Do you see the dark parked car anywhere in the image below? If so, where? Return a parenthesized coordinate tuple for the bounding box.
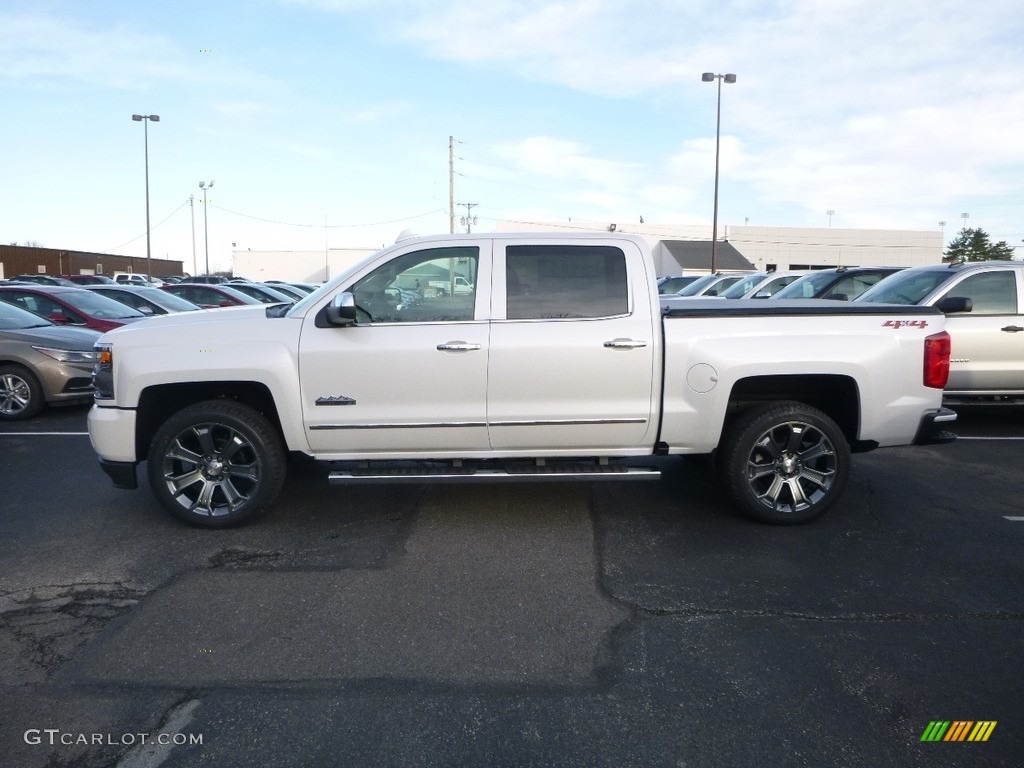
(13, 274, 78, 287)
(62, 274, 116, 285)
(0, 285, 148, 332)
(179, 275, 230, 284)
(160, 283, 262, 308)
(266, 280, 319, 294)
(771, 267, 903, 301)
(0, 300, 99, 420)
(258, 282, 308, 300)
(84, 285, 203, 315)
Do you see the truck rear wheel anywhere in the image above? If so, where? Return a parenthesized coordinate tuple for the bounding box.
(147, 400, 286, 528)
(719, 401, 850, 524)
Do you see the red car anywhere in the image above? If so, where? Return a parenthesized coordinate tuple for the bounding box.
(160, 283, 262, 308)
(0, 285, 147, 332)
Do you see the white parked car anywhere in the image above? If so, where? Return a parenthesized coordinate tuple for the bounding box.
(856, 260, 1024, 399)
(114, 273, 165, 287)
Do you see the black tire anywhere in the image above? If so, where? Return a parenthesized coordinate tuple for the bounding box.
(718, 401, 850, 524)
(0, 364, 45, 420)
(147, 400, 286, 528)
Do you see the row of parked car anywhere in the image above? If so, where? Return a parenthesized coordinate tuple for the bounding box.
(0, 276, 320, 420)
(659, 260, 1024, 400)
(658, 265, 903, 302)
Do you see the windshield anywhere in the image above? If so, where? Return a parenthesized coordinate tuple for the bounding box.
(58, 289, 146, 319)
(286, 248, 385, 318)
(658, 276, 698, 294)
(675, 274, 723, 297)
(856, 269, 954, 304)
(129, 287, 202, 311)
(0, 299, 55, 329)
(720, 273, 769, 299)
(773, 271, 838, 299)
(230, 283, 295, 304)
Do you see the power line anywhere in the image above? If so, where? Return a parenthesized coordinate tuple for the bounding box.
(208, 203, 446, 229)
(103, 198, 190, 253)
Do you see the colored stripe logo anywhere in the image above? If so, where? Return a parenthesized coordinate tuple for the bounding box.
(921, 721, 997, 742)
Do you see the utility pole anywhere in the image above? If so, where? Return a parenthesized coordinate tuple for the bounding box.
(449, 136, 456, 234)
(459, 202, 478, 234)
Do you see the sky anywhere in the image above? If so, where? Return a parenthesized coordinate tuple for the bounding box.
(2, 0, 1023, 274)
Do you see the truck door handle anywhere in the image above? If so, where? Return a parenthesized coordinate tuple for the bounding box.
(436, 342, 482, 352)
(1001, 325, 1024, 333)
(603, 339, 648, 349)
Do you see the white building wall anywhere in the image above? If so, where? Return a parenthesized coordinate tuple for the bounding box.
(725, 226, 943, 271)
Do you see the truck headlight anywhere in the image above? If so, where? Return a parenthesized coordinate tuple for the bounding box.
(92, 343, 115, 400)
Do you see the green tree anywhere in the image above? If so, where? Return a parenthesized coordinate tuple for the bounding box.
(943, 227, 1015, 262)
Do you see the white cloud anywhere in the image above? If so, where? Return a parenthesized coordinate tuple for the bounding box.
(0, 15, 195, 88)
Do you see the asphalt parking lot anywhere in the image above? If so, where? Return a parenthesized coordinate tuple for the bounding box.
(1, 403, 1022, 767)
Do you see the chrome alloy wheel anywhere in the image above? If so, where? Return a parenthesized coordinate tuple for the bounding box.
(744, 420, 838, 514)
(160, 421, 261, 517)
(0, 371, 32, 417)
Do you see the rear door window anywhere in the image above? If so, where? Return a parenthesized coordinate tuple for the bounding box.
(505, 245, 627, 319)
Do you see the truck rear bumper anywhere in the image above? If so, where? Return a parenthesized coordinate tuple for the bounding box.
(913, 407, 958, 445)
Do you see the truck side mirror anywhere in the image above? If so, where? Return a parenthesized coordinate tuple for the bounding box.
(325, 292, 358, 326)
(935, 296, 973, 314)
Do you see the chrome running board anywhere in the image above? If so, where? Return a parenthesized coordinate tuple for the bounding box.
(328, 459, 661, 484)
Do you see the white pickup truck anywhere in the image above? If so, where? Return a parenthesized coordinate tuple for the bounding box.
(87, 233, 957, 528)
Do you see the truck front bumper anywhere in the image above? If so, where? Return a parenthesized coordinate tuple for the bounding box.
(88, 404, 137, 461)
(913, 407, 958, 445)
(88, 404, 140, 490)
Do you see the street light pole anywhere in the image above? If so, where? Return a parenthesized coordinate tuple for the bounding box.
(131, 114, 160, 278)
(701, 73, 736, 273)
(199, 180, 215, 274)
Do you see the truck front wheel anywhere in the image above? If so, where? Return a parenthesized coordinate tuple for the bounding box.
(719, 402, 850, 524)
(147, 400, 286, 528)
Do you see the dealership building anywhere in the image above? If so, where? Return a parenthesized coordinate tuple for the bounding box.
(229, 221, 945, 284)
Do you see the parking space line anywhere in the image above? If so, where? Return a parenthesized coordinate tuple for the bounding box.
(951, 437, 1024, 441)
(0, 431, 89, 436)
(1004, 516, 1024, 522)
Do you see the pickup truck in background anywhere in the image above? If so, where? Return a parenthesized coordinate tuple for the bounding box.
(87, 233, 957, 528)
(856, 260, 1024, 400)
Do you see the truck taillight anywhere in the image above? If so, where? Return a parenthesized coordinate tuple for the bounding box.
(923, 331, 951, 389)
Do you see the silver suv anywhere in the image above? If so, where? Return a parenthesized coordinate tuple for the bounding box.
(857, 260, 1024, 398)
